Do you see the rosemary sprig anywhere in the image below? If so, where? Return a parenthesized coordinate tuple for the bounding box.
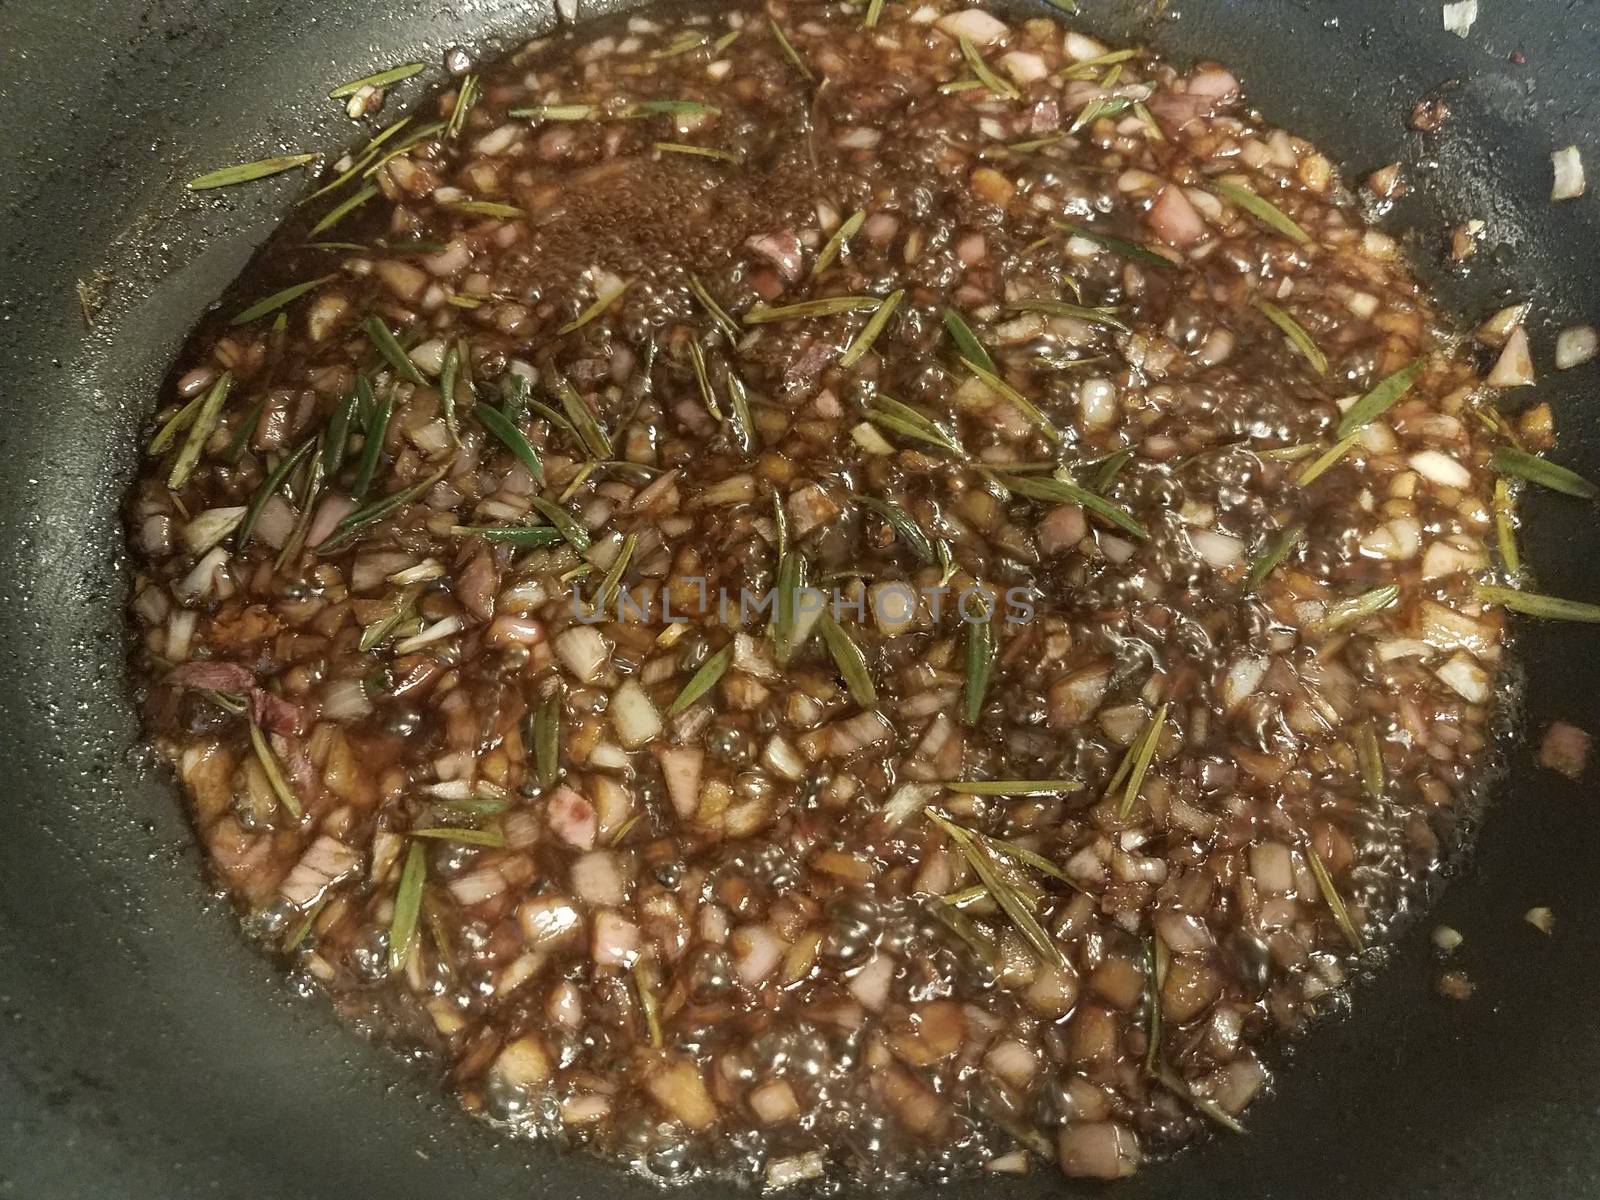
(307, 183, 378, 237)
(943, 779, 1081, 796)
(364, 317, 427, 386)
(352, 390, 392, 502)
(1091, 447, 1135, 491)
(223, 396, 268, 465)
(813, 210, 866, 278)
(1307, 846, 1365, 952)
(744, 295, 884, 323)
(509, 103, 596, 121)
(559, 276, 631, 334)
(770, 551, 813, 666)
(725, 370, 756, 454)
(187, 153, 316, 190)
(959, 35, 1019, 100)
(1068, 94, 1133, 132)
(318, 466, 448, 553)
(1295, 431, 1360, 486)
(1152, 1064, 1246, 1134)
(330, 62, 425, 99)
(961, 358, 1063, 444)
(669, 643, 733, 716)
(654, 141, 740, 163)
(865, 394, 968, 457)
(449, 524, 563, 547)
(445, 73, 481, 140)
(1116, 702, 1168, 820)
(854, 494, 934, 563)
(388, 842, 427, 973)
(1055, 222, 1174, 269)
(167, 372, 233, 490)
(1008, 298, 1130, 332)
(1356, 718, 1385, 801)
(924, 808, 1065, 968)
(1245, 522, 1306, 590)
(688, 273, 741, 342)
(1335, 359, 1425, 438)
(991, 471, 1148, 540)
(587, 532, 637, 618)
(321, 389, 358, 479)
(248, 719, 301, 818)
(237, 438, 315, 549)
(688, 341, 721, 419)
(554, 376, 613, 459)
(1317, 584, 1401, 633)
(633, 958, 665, 1048)
(772, 491, 790, 561)
(532, 690, 562, 788)
(475, 405, 545, 484)
(768, 17, 814, 82)
(359, 583, 423, 651)
(302, 117, 414, 203)
(230, 274, 336, 327)
(864, 0, 885, 28)
(1492, 447, 1599, 499)
(527, 495, 589, 550)
(1144, 935, 1169, 1074)
(1255, 299, 1328, 374)
(627, 98, 722, 117)
(361, 120, 449, 179)
(1210, 179, 1312, 245)
(437, 345, 461, 445)
(1475, 584, 1600, 621)
(1493, 479, 1520, 574)
(942, 307, 997, 374)
(818, 614, 877, 706)
(448, 200, 525, 219)
(839, 289, 903, 369)
(962, 606, 995, 726)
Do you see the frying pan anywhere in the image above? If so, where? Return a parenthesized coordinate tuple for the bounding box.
(2, 1, 1598, 1196)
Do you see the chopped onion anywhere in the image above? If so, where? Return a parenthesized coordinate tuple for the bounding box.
(590, 909, 640, 967)
(1435, 652, 1490, 703)
(1408, 450, 1472, 489)
(1553, 145, 1586, 202)
(572, 850, 627, 907)
(657, 745, 703, 817)
(1556, 325, 1599, 369)
(554, 624, 611, 683)
(1487, 326, 1535, 388)
(182, 506, 246, 555)
(935, 8, 1008, 46)
(1442, 0, 1477, 37)
(608, 679, 663, 749)
(1539, 721, 1591, 778)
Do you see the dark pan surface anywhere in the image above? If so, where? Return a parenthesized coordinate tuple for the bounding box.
(2, 2, 1599, 1196)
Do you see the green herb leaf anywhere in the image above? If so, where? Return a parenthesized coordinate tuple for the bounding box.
(1210, 179, 1313, 245)
(509, 103, 598, 121)
(864, 0, 885, 28)
(527, 494, 589, 550)
(532, 690, 562, 787)
(959, 35, 1019, 100)
(1356, 718, 1385, 802)
(688, 341, 721, 419)
(1307, 846, 1365, 953)
(319, 466, 448, 553)
(330, 62, 425, 99)
(388, 842, 427, 973)
(865, 394, 968, 458)
(230, 274, 336, 327)
(1492, 447, 1599, 499)
(448, 199, 526, 219)
(962, 606, 995, 726)
(248, 718, 301, 818)
(1245, 522, 1306, 590)
(1116, 702, 1168, 820)
(1055, 222, 1174, 269)
(993, 471, 1148, 540)
(725, 370, 756, 454)
(1255, 299, 1328, 374)
(654, 140, 740, 163)
(925, 809, 1065, 968)
(1152, 1064, 1246, 1134)
(961, 357, 1064, 444)
(1145, 935, 1169, 1074)
(588, 531, 638, 618)
(744, 295, 884, 323)
(814, 210, 866, 278)
(350, 387, 393, 503)
(1091, 447, 1135, 492)
(770, 551, 811, 665)
(633, 957, 665, 1048)
(1336, 358, 1426, 438)
(320, 390, 358, 480)
(437, 345, 461, 446)
(238, 438, 315, 549)
(445, 73, 480, 141)
(942, 307, 997, 374)
(942, 779, 1081, 796)
(475, 404, 546, 485)
(1008, 298, 1131, 332)
(1295, 431, 1361, 486)
(687, 273, 740, 341)
(854, 494, 935, 563)
(768, 17, 814, 82)
(1317, 584, 1400, 633)
(307, 183, 378, 238)
(559, 275, 630, 334)
(409, 825, 506, 847)
(449, 524, 564, 547)
(819, 614, 877, 706)
(1069, 94, 1133, 132)
(364, 317, 427, 386)
(187, 153, 316, 190)
(1493, 478, 1521, 574)
(359, 583, 423, 651)
(167, 372, 233, 491)
(1475, 584, 1600, 622)
(669, 643, 733, 716)
(553, 375, 613, 459)
(839, 289, 903, 369)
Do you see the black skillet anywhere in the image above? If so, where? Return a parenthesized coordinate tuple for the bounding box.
(2, 1, 1599, 1196)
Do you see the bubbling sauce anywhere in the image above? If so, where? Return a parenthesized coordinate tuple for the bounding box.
(128, 0, 1509, 1186)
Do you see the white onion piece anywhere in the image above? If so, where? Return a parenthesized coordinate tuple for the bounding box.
(182, 506, 246, 555)
(572, 850, 627, 907)
(394, 615, 462, 654)
(935, 7, 1008, 45)
(1248, 842, 1295, 894)
(882, 782, 941, 827)
(547, 785, 597, 849)
(1487, 326, 1535, 387)
(847, 951, 895, 1011)
(657, 746, 703, 817)
(321, 677, 373, 721)
(1147, 185, 1205, 246)
(1553, 145, 1586, 201)
(731, 924, 786, 986)
(448, 866, 507, 906)
(306, 493, 357, 548)
(174, 546, 230, 602)
(1436, 652, 1491, 703)
(1154, 909, 1215, 953)
(1442, 0, 1477, 37)
(554, 625, 611, 682)
(1222, 655, 1269, 710)
(280, 836, 360, 907)
(609, 679, 662, 749)
(1556, 325, 1599, 369)
(519, 894, 581, 945)
(590, 909, 640, 967)
(1191, 528, 1245, 568)
(1408, 450, 1472, 489)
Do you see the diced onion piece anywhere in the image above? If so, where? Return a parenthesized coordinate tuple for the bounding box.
(572, 850, 627, 907)
(609, 679, 662, 749)
(554, 624, 611, 683)
(1475, 302, 1528, 348)
(590, 908, 640, 967)
(182, 506, 246, 555)
(1442, 0, 1477, 37)
(1539, 721, 1591, 779)
(1435, 652, 1491, 703)
(1555, 325, 1599, 369)
(731, 924, 787, 986)
(643, 1057, 719, 1130)
(935, 7, 1008, 45)
(848, 951, 895, 1011)
(1487, 326, 1535, 388)
(1248, 842, 1295, 894)
(657, 745, 703, 817)
(1553, 145, 1586, 202)
(1408, 450, 1472, 489)
(1058, 1122, 1142, 1180)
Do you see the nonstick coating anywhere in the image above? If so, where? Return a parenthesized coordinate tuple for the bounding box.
(2, 2, 1599, 1197)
